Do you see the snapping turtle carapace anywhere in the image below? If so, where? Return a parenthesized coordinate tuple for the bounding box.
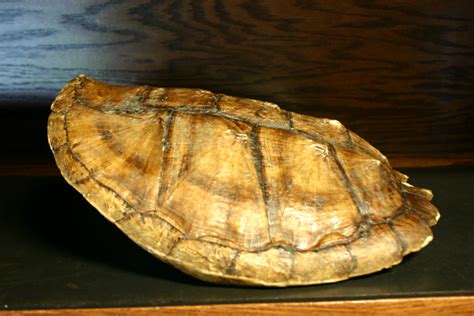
(47, 75, 439, 286)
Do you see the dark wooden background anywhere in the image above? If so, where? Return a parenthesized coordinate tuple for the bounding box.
(0, 2, 473, 314)
(1, 0, 473, 172)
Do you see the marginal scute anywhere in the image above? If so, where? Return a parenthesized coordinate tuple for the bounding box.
(47, 75, 440, 287)
(51, 145, 131, 223)
(348, 224, 402, 277)
(291, 245, 353, 285)
(402, 183, 434, 200)
(53, 145, 90, 184)
(47, 112, 67, 150)
(80, 177, 134, 223)
(404, 192, 440, 227)
(169, 239, 238, 284)
(118, 212, 183, 256)
(393, 169, 410, 183)
(232, 247, 293, 285)
(391, 212, 433, 256)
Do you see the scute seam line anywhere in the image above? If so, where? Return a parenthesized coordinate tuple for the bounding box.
(250, 125, 274, 242)
(225, 250, 241, 275)
(388, 222, 408, 256)
(156, 110, 175, 208)
(345, 244, 358, 276)
(328, 144, 370, 220)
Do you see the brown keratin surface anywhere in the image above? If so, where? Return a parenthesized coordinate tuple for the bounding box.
(47, 75, 440, 286)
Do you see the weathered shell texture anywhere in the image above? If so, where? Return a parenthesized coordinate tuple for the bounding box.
(48, 75, 440, 287)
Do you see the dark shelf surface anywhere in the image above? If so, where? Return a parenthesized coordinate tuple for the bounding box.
(0, 167, 473, 310)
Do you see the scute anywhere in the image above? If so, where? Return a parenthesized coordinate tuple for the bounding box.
(334, 147, 404, 221)
(155, 112, 271, 250)
(292, 245, 353, 285)
(169, 239, 238, 282)
(257, 127, 360, 250)
(48, 75, 440, 287)
(232, 247, 294, 285)
(66, 103, 166, 211)
(119, 212, 183, 256)
(348, 224, 403, 277)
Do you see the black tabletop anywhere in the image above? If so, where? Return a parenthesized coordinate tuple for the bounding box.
(0, 167, 473, 310)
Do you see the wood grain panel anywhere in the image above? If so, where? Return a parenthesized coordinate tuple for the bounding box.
(1, 296, 472, 316)
(0, 1, 473, 160)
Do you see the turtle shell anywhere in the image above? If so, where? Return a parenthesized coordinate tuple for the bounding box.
(48, 75, 440, 287)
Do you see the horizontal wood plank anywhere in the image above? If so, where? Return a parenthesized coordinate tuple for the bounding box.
(0, 1, 473, 158)
(2, 296, 473, 316)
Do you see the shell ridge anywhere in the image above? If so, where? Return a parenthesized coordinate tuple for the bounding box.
(75, 96, 384, 164)
(174, 105, 383, 163)
(67, 76, 386, 165)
